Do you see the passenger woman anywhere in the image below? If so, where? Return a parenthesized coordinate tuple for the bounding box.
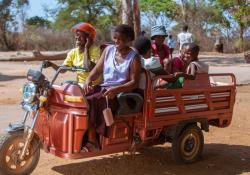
(82, 24, 141, 151)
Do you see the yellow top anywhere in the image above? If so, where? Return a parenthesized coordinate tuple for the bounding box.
(63, 46, 102, 84)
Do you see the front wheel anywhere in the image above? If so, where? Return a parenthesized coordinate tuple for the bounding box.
(172, 124, 204, 164)
(0, 132, 40, 175)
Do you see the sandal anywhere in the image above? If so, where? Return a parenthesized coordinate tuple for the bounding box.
(81, 146, 89, 152)
(81, 141, 99, 152)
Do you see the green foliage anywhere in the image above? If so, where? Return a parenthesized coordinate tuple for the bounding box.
(210, 0, 250, 51)
(0, 0, 27, 29)
(233, 39, 244, 52)
(139, 0, 177, 27)
(211, 0, 250, 26)
(0, 0, 248, 52)
(53, 0, 119, 35)
(140, 0, 177, 17)
(26, 16, 51, 28)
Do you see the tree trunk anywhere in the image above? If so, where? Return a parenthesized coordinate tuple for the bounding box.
(180, 0, 187, 24)
(121, 0, 133, 27)
(239, 24, 244, 52)
(2, 30, 13, 50)
(133, 0, 141, 38)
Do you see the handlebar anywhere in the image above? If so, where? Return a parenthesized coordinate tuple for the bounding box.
(40, 60, 88, 72)
(50, 66, 88, 86)
(59, 66, 88, 72)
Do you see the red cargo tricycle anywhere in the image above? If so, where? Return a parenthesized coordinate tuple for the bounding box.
(0, 61, 236, 175)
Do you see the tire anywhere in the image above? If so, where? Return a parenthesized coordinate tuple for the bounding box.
(172, 124, 204, 164)
(0, 132, 40, 175)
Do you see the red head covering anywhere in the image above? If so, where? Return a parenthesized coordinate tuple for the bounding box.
(71, 22, 97, 40)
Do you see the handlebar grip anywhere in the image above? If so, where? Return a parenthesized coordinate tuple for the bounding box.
(72, 66, 88, 72)
(59, 66, 88, 72)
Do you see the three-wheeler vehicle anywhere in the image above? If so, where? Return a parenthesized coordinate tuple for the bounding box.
(0, 61, 236, 175)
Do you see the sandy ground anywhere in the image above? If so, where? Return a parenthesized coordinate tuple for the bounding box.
(0, 53, 250, 175)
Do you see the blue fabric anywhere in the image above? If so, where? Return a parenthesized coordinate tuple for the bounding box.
(141, 57, 162, 70)
(151, 25, 168, 39)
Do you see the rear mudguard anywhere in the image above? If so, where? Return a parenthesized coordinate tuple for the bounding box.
(164, 118, 209, 139)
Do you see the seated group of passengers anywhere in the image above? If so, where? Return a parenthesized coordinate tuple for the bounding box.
(133, 35, 208, 89)
(45, 22, 208, 152)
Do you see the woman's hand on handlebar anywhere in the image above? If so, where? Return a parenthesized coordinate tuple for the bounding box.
(42, 60, 60, 71)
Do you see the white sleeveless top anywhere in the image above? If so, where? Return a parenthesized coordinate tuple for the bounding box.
(101, 45, 137, 87)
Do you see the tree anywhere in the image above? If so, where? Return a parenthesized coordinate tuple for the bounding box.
(0, 0, 29, 50)
(121, 0, 141, 37)
(133, 0, 141, 37)
(26, 16, 51, 28)
(167, 0, 231, 50)
(54, 0, 119, 35)
(210, 0, 250, 51)
(121, 0, 133, 26)
(140, 0, 177, 27)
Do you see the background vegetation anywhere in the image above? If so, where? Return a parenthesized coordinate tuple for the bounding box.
(0, 0, 249, 52)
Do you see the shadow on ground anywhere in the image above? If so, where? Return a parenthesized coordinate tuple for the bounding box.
(52, 143, 250, 175)
(0, 73, 26, 81)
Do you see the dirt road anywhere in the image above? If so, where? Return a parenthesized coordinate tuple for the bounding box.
(0, 56, 250, 175)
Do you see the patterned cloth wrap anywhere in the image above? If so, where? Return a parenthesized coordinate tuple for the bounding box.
(141, 57, 166, 75)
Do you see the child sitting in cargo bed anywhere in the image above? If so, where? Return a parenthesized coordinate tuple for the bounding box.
(175, 43, 208, 79)
(157, 43, 208, 88)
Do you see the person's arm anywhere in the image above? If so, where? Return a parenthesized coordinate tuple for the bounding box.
(41, 60, 60, 71)
(163, 58, 172, 74)
(166, 45, 170, 59)
(162, 45, 171, 73)
(42, 57, 68, 72)
(83, 37, 93, 70)
(175, 63, 197, 80)
(82, 47, 106, 94)
(190, 33, 193, 43)
(103, 54, 141, 99)
(55, 50, 75, 73)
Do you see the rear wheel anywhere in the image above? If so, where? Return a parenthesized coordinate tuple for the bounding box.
(172, 125, 204, 164)
(0, 132, 40, 175)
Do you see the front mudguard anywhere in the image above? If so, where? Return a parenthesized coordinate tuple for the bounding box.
(5, 123, 41, 146)
(5, 123, 25, 133)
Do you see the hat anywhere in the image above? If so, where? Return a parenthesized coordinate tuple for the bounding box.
(71, 22, 97, 40)
(151, 25, 168, 39)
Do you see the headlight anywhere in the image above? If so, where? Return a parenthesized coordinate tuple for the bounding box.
(22, 82, 37, 103)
